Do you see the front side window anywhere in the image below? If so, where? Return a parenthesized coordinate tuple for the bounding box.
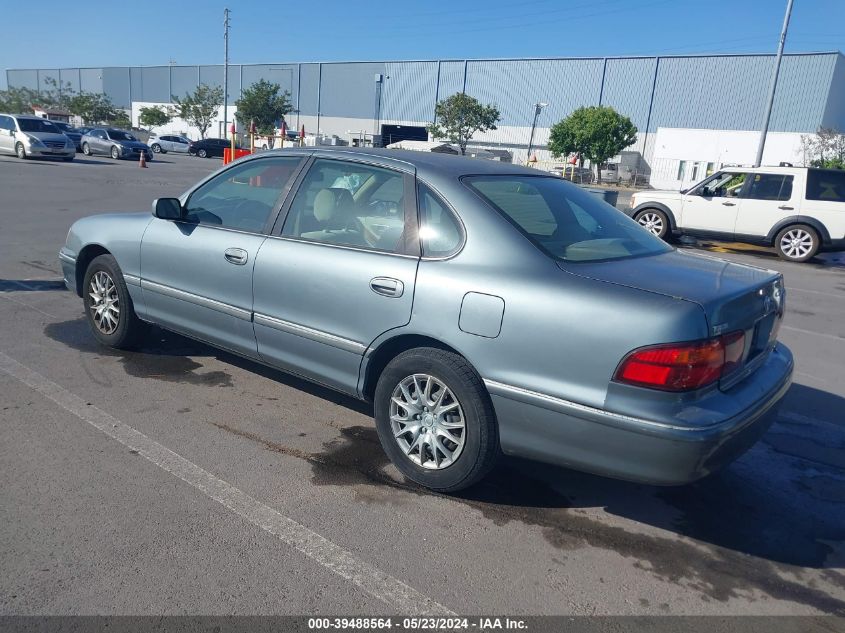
(184, 157, 302, 232)
(806, 169, 845, 202)
(418, 184, 463, 257)
(282, 159, 407, 253)
(692, 171, 748, 198)
(0, 116, 11, 131)
(747, 174, 793, 201)
(465, 176, 671, 262)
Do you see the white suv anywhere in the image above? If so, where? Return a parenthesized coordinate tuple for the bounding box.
(628, 166, 845, 262)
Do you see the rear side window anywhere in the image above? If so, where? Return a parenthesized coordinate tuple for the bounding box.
(464, 176, 671, 263)
(418, 184, 463, 257)
(747, 174, 793, 201)
(806, 169, 845, 202)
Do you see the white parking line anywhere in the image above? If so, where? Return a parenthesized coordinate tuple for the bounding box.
(781, 325, 845, 343)
(786, 286, 845, 300)
(0, 350, 453, 616)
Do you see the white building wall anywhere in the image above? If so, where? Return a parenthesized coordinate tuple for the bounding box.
(649, 127, 809, 190)
(131, 101, 240, 140)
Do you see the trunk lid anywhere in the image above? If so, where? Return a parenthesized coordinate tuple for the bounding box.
(560, 249, 785, 387)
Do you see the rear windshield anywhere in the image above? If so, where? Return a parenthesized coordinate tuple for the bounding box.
(17, 119, 61, 133)
(464, 175, 671, 262)
(806, 169, 845, 202)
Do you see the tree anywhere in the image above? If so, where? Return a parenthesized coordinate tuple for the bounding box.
(0, 86, 38, 114)
(139, 105, 171, 131)
(427, 93, 500, 155)
(67, 92, 124, 125)
(235, 79, 292, 142)
(172, 84, 224, 139)
(548, 106, 638, 179)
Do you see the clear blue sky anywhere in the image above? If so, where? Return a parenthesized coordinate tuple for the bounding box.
(2, 0, 843, 89)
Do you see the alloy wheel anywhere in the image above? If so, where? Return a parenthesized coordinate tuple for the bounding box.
(389, 373, 466, 470)
(779, 228, 814, 260)
(88, 271, 120, 335)
(637, 212, 664, 236)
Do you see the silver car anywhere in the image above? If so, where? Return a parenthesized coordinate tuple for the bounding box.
(148, 133, 192, 154)
(81, 128, 153, 161)
(0, 113, 76, 161)
(59, 148, 793, 492)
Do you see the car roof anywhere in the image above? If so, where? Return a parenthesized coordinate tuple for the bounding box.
(259, 146, 546, 180)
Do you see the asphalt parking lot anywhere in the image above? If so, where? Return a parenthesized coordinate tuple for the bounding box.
(1, 151, 844, 617)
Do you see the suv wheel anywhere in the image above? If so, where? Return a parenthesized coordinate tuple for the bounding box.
(634, 209, 669, 239)
(374, 347, 499, 492)
(775, 224, 819, 262)
(15, 142, 27, 160)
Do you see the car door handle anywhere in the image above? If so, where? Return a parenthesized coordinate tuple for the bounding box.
(721, 201, 736, 206)
(778, 205, 794, 210)
(224, 248, 248, 265)
(370, 277, 404, 298)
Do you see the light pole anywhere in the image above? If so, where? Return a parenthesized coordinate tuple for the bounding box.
(755, 0, 793, 167)
(526, 102, 547, 164)
(223, 8, 230, 139)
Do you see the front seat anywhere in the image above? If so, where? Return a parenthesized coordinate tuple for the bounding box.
(301, 188, 365, 246)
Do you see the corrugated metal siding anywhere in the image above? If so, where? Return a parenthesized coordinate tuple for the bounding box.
(7, 69, 38, 90)
(79, 68, 103, 94)
(822, 54, 845, 130)
(601, 57, 658, 131)
(170, 66, 198, 100)
(138, 66, 170, 103)
(241, 64, 298, 104)
(437, 61, 467, 102)
(59, 68, 80, 94)
(383, 61, 439, 123)
(649, 54, 837, 133)
(101, 67, 130, 108)
(318, 62, 386, 118)
(465, 58, 604, 127)
(298, 64, 320, 116)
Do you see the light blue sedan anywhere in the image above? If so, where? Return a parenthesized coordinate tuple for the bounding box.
(59, 148, 792, 492)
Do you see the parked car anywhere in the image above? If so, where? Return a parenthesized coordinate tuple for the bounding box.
(50, 121, 84, 152)
(149, 133, 192, 154)
(81, 128, 153, 161)
(189, 137, 236, 158)
(0, 113, 76, 161)
(59, 148, 792, 492)
(628, 166, 845, 262)
(76, 126, 95, 137)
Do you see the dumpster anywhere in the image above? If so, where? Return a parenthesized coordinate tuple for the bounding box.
(581, 187, 619, 208)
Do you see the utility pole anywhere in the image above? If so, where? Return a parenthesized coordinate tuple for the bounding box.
(223, 8, 230, 139)
(755, 0, 793, 167)
(526, 102, 547, 165)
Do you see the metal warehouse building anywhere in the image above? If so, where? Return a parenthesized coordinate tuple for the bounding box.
(8, 51, 845, 187)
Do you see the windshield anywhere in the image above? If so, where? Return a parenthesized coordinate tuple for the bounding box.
(107, 130, 136, 141)
(18, 119, 62, 134)
(464, 175, 672, 262)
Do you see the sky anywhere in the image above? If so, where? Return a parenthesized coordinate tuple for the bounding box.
(2, 0, 844, 89)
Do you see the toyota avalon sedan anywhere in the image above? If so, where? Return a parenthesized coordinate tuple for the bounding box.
(58, 148, 793, 492)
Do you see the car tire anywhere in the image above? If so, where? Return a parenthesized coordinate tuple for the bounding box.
(82, 143, 91, 156)
(374, 347, 500, 492)
(197, 148, 208, 158)
(634, 208, 670, 239)
(15, 142, 27, 160)
(110, 146, 120, 160)
(151, 143, 162, 153)
(775, 224, 820, 263)
(82, 254, 147, 349)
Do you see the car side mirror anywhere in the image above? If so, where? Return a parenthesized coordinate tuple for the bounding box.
(152, 197, 183, 220)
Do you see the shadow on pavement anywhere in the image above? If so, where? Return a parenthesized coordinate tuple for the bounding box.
(0, 279, 67, 292)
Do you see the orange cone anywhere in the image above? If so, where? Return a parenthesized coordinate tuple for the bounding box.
(139, 151, 147, 168)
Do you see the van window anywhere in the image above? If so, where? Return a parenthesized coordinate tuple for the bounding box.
(806, 169, 845, 202)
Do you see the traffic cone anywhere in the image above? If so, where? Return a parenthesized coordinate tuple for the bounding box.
(139, 151, 147, 168)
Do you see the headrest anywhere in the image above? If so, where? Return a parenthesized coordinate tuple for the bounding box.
(313, 187, 356, 222)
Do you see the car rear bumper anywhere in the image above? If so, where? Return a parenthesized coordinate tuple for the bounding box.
(486, 343, 793, 485)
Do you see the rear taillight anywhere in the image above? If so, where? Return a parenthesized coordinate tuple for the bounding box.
(614, 331, 745, 392)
